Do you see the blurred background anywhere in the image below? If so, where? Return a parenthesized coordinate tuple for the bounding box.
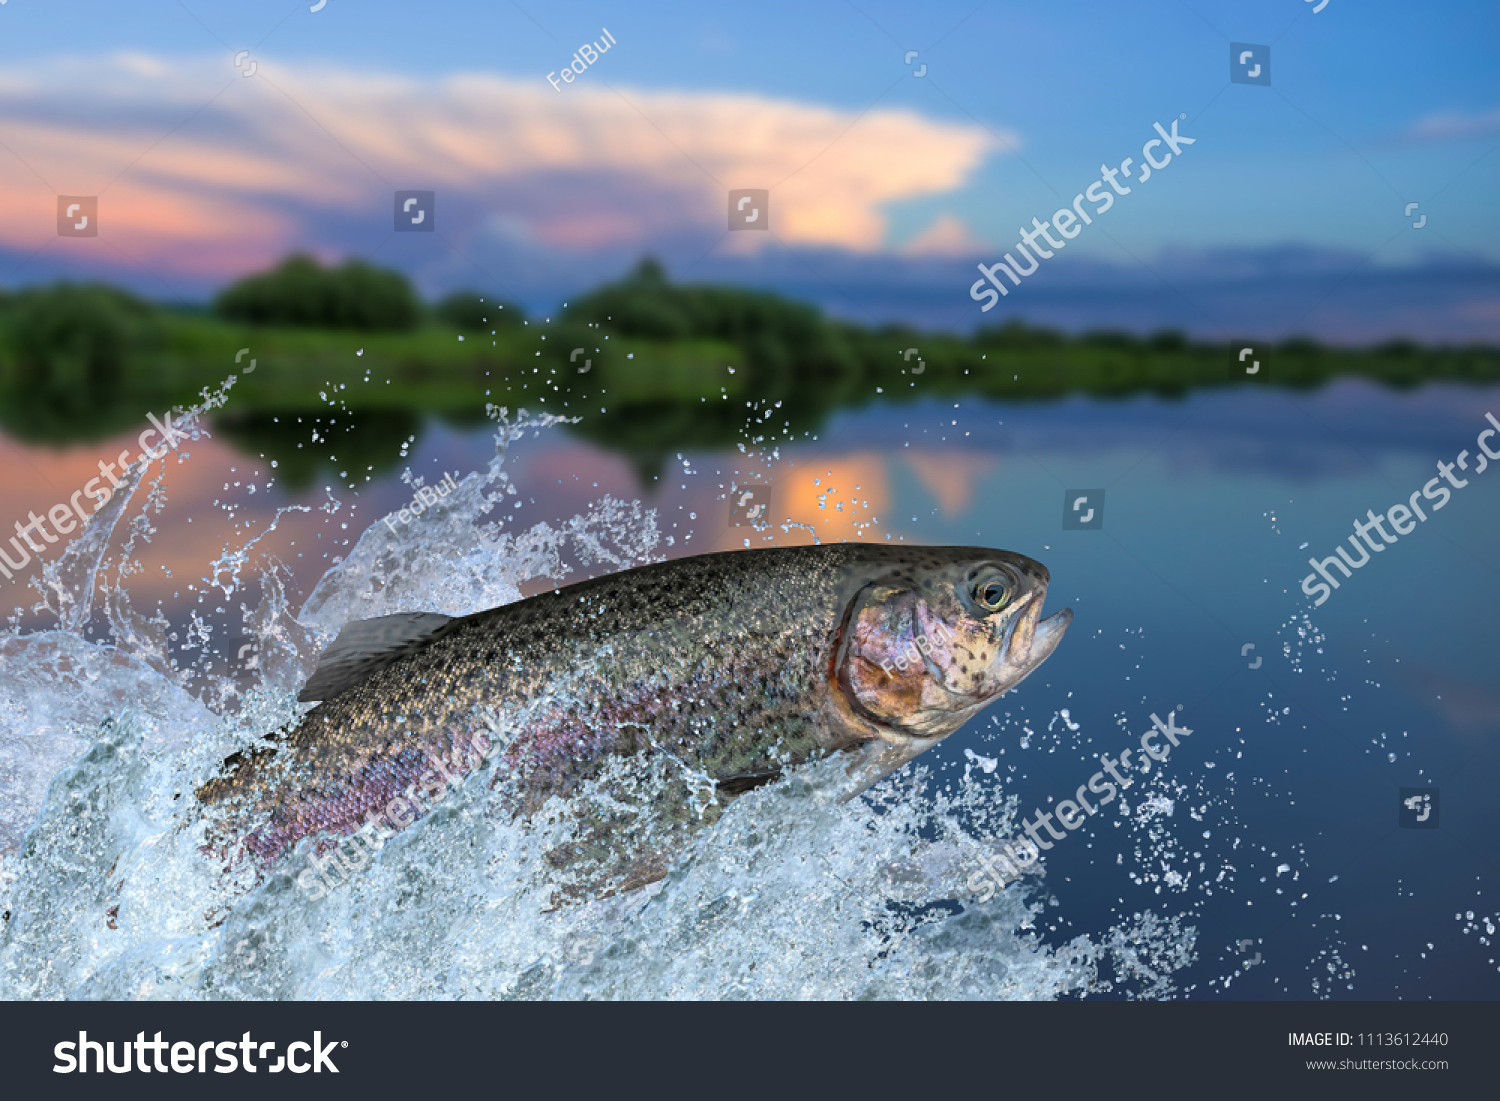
(0, 0, 1494, 334)
(0, 0, 1497, 999)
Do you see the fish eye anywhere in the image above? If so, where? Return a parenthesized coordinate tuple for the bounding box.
(968, 567, 1012, 613)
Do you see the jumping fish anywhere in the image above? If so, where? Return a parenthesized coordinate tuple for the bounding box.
(197, 544, 1071, 891)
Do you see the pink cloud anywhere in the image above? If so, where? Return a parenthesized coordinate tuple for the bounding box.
(899, 213, 990, 258)
(0, 54, 1008, 283)
(1398, 107, 1500, 143)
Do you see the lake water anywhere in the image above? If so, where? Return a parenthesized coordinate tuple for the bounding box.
(0, 376, 1496, 999)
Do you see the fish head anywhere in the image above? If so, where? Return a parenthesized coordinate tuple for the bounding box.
(837, 547, 1072, 744)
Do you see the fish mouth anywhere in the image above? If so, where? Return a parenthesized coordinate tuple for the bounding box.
(963, 594, 1071, 707)
(994, 561, 1070, 683)
(1020, 605, 1072, 676)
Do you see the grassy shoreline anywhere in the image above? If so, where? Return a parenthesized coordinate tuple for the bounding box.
(3, 263, 1497, 485)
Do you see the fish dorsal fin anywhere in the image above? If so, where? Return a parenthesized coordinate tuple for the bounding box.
(298, 611, 455, 702)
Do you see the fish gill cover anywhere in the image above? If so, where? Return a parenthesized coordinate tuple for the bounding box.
(0, 380, 1194, 1001)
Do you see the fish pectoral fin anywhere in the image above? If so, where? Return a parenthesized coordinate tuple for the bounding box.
(838, 738, 929, 802)
(298, 611, 456, 702)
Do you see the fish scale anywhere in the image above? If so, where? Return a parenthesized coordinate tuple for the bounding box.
(198, 544, 1071, 890)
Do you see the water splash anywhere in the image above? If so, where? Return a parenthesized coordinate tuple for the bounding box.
(0, 398, 1198, 1000)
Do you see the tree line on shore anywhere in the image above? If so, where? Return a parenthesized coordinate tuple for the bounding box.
(1, 254, 1494, 483)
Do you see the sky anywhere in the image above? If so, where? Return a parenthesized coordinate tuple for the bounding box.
(0, 0, 1496, 341)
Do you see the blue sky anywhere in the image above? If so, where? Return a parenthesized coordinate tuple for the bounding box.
(0, 0, 1495, 340)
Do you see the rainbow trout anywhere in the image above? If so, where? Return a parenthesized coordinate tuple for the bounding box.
(198, 544, 1071, 891)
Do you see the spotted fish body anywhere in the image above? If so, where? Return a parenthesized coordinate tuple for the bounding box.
(198, 544, 1071, 886)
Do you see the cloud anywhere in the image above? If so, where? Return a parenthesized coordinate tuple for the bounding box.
(0, 53, 1004, 285)
(1397, 107, 1500, 143)
(899, 214, 990, 258)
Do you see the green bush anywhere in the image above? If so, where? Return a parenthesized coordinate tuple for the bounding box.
(1079, 330, 1141, 350)
(6, 281, 162, 382)
(974, 320, 1065, 349)
(215, 254, 422, 331)
(564, 257, 842, 363)
(0, 281, 165, 433)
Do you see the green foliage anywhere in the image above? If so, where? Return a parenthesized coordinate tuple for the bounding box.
(214, 254, 422, 331)
(6, 281, 161, 376)
(565, 256, 838, 363)
(1079, 330, 1141, 350)
(435, 290, 526, 331)
(559, 258, 864, 478)
(974, 320, 1066, 349)
(0, 282, 166, 435)
(2, 253, 1500, 473)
